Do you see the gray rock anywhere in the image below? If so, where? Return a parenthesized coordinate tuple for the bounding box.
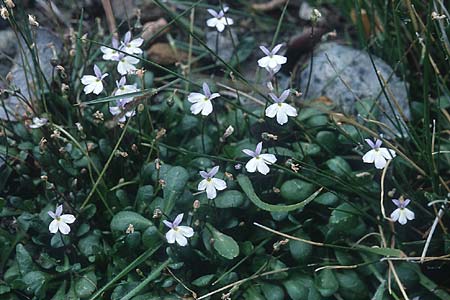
(206, 30, 239, 63)
(0, 28, 62, 120)
(297, 42, 410, 136)
(0, 29, 17, 78)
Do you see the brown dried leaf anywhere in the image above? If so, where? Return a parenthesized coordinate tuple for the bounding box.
(147, 43, 189, 65)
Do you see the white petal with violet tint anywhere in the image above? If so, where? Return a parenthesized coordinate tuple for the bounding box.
(207, 18, 218, 28)
(58, 221, 71, 234)
(273, 55, 287, 65)
(268, 57, 279, 70)
(49, 220, 59, 233)
(201, 100, 213, 116)
(276, 108, 288, 125)
(362, 149, 376, 163)
(210, 93, 220, 100)
(92, 82, 104, 95)
(212, 178, 226, 190)
(60, 214, 75, 224)
(81, 75, 97, 85)
(404, 208, 415, 221)
(258, 56, 271, 68)
(266, 64, 281, 74)
(225, 17, 234, 25)
(380, 148, 396, 160)
(198, 179, 208, 191)
(130, 38, 144, 47)
(206, 183, 217, 199)
(109, 106, 121, 116)
(163, 220, 173, 228)
(178, 226, 194, 237)
(166, 229, 176, 243)
(398, 210, 408, 225)
(175, 233, 188, 246)
(245, 157, 258, 173)
(265, 104, 278, 118)
(173, 214, 184, 226)
(390, 208, 400, 222)
(256, 159, 270, 175)
(190, 102, 205, 115)
(188, 92, 205, 103)
(216, 21, 225, 32)
(242, 149, 255, 157)
(374, 153, 387, 169)
(283, 103, 297, 116)
(260, 153, 277, 164)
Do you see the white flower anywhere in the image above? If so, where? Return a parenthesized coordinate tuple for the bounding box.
(48, 205, 76, 235)
(187, 82, 220, 116)
(116, 53, 139, 75)
(265, 89, 297, 125)
(198, 166, 227, 199)
(362, 138, 396, 169)
(390, 198, 415, 225)
(121, 31, 144, 54)
(114, 76, 139, 104)
(206, 6, 234, 32)
(29, 117, 48, 128)
(100, 38, 120, 61)
(257, 44, 287, 74)
(163, 213, 194, 246)
(109, 99, 136, 123)
(28, 14, 39, 26)
(81, 65, 108, 95)
(242, 142, 277, 175)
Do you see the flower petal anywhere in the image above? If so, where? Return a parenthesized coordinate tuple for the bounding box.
(163, 220, 173, 229)
(166, 229, 176, 243)
(178, 226, 194, 237)
(265, 104, 278, 118)
(173, 213, 184, 227)
(58, 221, 71, 235)
(49, 220, 59, 233)
(245, 158, 258, 173)
(190, 102, 205, 115)
(374, 153, 387, 169)
(390, 208, 400, 222)
(257, 56, 270, 68)
(276, 109, 288, 125)
(212, 178, 227, 190)
(242, 149, 255, 157)
(260, 153, 277, 164)
(175, 233, 188, 246)
(60, 214, 76, 224)
(201, 100, 213, 116)
(206, 183, 217, 199)
(256, 159, 270, 175)
(404, 208, 415, 221)
(362, 149, 376, 163)
(188, 92, 205, 103)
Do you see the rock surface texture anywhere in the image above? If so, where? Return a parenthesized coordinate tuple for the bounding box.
(297, 42, 410, 135)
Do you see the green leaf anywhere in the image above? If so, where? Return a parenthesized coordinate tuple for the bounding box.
(329, 203, 359, 232)
(206, 223, 239, 260)
(214, 190, 244, 208)
(280, 179, 316, 203)
(237, 175, 321, 212)
(16, 244, 34, 276)
(22, 271, 46, 295)
(192, 274, 215, 287)
(289, 230, 313, 262)
(75, 271, 97, 299)
(325, 157, 352, 176)
(352, 245, 404, 257)
(110, 211, 153, 232)
(162, 166, 189, 214)
(142, 226, 162, 248)
(315, 269, 339, 297)
(260, 282, 285, 300)
(336, 270, 368, 300)
(136, 185, 154, 205)
(314, 192, 339, 206)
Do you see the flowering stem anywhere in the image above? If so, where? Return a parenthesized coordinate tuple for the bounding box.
(201, 117, 206, 153)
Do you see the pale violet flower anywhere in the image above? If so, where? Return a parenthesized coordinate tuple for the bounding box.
(121, 31, 144, 55)
(29, 117, 48, 128)
(81, 65, 108, 95)
(198, 166, 227, 199)
(362, 138, 396, 169)
(265, 89, 297, 125)
(48, 205, 76, 235)
(114, 77, 139, 104)
(206, 6, 234, 32)
(109, 99, 136, 123)
(258, 44, 287, 74)
(116, 53, 139, 75)
(100, 38, 120, 61)
(390, 198, 415, 225)
(163, 213, 194, 246)
(188, 82, 220, 116)
(243, 142, 277, 175)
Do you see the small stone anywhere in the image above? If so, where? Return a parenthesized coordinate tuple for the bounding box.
(206, 29, 238, 62)
(297, 42, 410, 136)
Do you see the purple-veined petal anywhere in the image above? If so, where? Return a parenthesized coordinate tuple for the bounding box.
(178, 226, 194, 237)
(271, 43, 283, 55)
(93, 65, 102, 78)
(242, 149, 255, 157)
(259, 46, 271, 56)
(207, 8, 218, 17)
(175, 233, 188, 246)
(163, 220, 173, 229)
(48, 211, 56, 219)
(199, 171, 209, 179)
(58, 221, 71, 234)
(255, 142, 263, 156)
(173, 213, 184, 227)
(55, 205, 63, 217)
(392, 199, 400, 207)
(60, 214, 76, 224)
(49, 220, 59, 233)
(365, 139, 376, 149)
(124, 31, 131, 44)
(375, 139, 382, 148)
(279, 89, 290, 102)
(208, 166, 220, 177)
(269, 93, 280, 103)
(403, 199, 411, 207)
(202, 82, 211, 97)
(166, 229, 176, 243)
